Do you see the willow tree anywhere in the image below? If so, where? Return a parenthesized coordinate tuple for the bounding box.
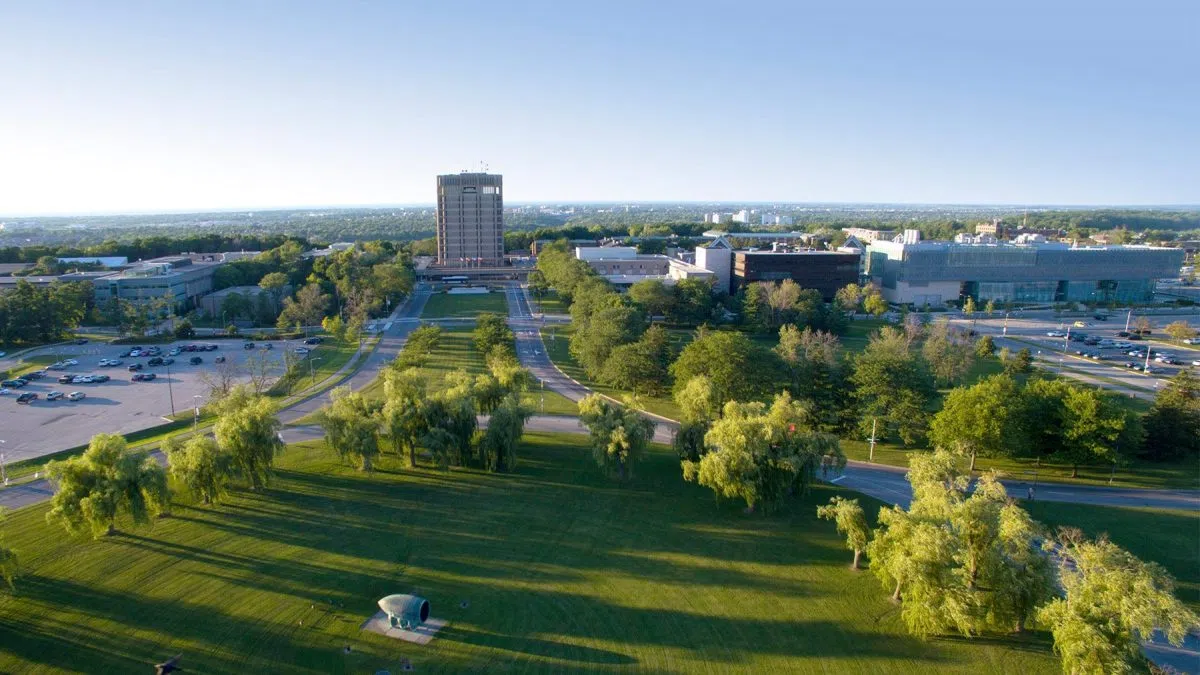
(380, 367, 427, 467)
(684, 392, 844, 513)
(578, 394, 656, 480)
(318, 386, 382, 471)
(164, 436, 234, 504)
(46, 433, 170, 537)
(478, 394, 532, 472)
(816, 496, 870, 569)
(212, 385, 284, 489)
(1039, 534, 1199, 674)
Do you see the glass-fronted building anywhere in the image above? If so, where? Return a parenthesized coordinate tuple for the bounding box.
(866, 240, 1184, 306)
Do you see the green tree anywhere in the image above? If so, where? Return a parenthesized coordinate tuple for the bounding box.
(570, 305, 645, 378)
(684, 393, 844, 512)
(816, 496, 870, 569)
(862, 285, 889, 316)
(277, 282, 330, 330)
(600, 324, 673, 396)
(396, 324, 442, 368)
(850, 327, 936, 446)
(477, 394, 532, 472)
(670, 329, 781, 406)
(578, 394, 656, 479)
(834, 283, 863, 315)
(0, 509, 18, 589)
(974, 334, 996, 358)
(740, 282, 770, 332)
(174, 319, 196, 339)
(45, 433, 171, 538)
(672, 375, 719, 462)
(1057, 386, 1126, 477)
(921, 322, 975, 387)
(774, 324, 845, 427)
(212, 386, 284, 489)
(1005, 347, 1034, 375)
(1141, 370, 1200, 460)
(318, 386, 382, 471)
(929, 374, 1027, 471)
(258, 271, 288, 309)
(164, 436, 234, 505)
(220, 291, 251, 322)
(962, 296, 977, 316)
(1163, 320, 1197, 340)
(473, 312, 514, 356)
(628, 279, 676, 318)
(380, 367, 427, 467)
(1038, 534, 1199, 675)
(321, 314, 346, 342)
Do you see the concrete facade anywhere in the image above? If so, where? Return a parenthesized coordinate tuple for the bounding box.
(436, 172, 504, 265)
(92, 256, 220, 309)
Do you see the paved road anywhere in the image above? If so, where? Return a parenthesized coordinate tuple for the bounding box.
(832, 459, 1200, 510)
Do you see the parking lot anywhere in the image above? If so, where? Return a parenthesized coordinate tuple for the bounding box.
(948, 311, 1200, 396)
(0, 339, 310, 464)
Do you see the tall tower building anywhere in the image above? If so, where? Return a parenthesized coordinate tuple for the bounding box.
(436, 172, 504, 266)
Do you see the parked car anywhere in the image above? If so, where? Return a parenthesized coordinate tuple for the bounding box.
(1, 379, 26, 388)
(16, 392, 37, 404)
(0, 351, 6, 357)
(205, 344, 218, 351)
(1046, 331, 1066, 338)
(303, 337, 323, 345)
(295, 346, 311, 355)
(67, 391, 85, 401)
(93, 374, 110, 383)
(1073, 321, 1089, 328)
(1192, 359, 1200, 366)
(1160, 357, 1181, 365)
(22, 370, 45, 380)
(132, 372, 157, 382)
(46, 391, 64, 401)
(1127, 334, 1142, 341)
(243, 342, 256, 350)
(128, 363, 143, 371)
(1116, 331, 1131, 337)
(190, 356, 203, 365)
(1093, 314, 1109, 321)
(57, 374, 74, 384)
(64, 359, 78, 366)
(1183, 337, 1199, 345)
(75, 338, 89, 344)
(147, 357, 164, 366)
(129, 350, 142, 357)
(168, 347, 181, 356)
(263, 343, 273, 350)
(215, 356, 226, 363)
(163, 358, 175, 365)
(1124, 362, 1138, 368)
(0, 388, 10, 395)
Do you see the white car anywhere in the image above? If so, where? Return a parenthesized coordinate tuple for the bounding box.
(46, 391, 64, 401)
(129, 350, 141, 357)
(295, 347, 311, 355)
(0, 388, 10, 395)
(99, 358, 112, 366)
(67, 391, 85, 401)
(1184, 338, 1199, 345)
(65, 358, 79, 366)
(1046, 331, 1066, 338)
(1192, 360, 1200, 366)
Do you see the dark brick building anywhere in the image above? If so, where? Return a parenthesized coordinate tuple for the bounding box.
(732, 251, 860, 300)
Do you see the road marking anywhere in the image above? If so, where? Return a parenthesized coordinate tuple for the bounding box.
(829, 476, 846, 483)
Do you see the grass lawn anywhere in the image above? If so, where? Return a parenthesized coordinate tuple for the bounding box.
(1021, 501, 1200, 611)
(420, 292, 508, 319)
(841, 440, 1200, 490)
(268, 338, 359, 398)
(0, 433, 1061, 673)
(360, 328, 578, 416)
(530, 290, 570, 315)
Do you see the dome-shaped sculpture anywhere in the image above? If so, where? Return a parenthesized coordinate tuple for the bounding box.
(378, 594, 430, 630)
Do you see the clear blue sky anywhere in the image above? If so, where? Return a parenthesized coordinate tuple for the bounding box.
(1, 0, 1196, 214)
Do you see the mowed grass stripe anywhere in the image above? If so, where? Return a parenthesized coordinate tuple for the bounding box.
(0, 433, 1062, 673)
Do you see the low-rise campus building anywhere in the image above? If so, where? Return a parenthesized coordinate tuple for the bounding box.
(866, 232, 1185, 306)
(574, 247, 715, 286)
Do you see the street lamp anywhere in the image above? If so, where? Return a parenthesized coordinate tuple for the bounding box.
(0, 439, 6, 486)
(309, 356, 322, 384)
(192, 395, 203, 432)
(165, 358, 176, 417)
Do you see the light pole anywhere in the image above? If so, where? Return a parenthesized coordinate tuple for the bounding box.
(165, 359, 176, 417)
(309, 356, 321, 384)
(1002, 312, 1010, 337)
(1125, 308, 1133, 332)
(0, 440, 6, 486)
(192, 395, 203, 432)
(867, 418, 878, 463)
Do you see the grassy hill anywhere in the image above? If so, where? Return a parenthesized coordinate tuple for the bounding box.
(0, 433, 1062, 673)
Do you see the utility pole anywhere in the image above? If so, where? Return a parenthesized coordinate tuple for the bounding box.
(0, 440, 7, 486)
(1125, 308, 1133, 332)
(165, 359, 176, 416)
(1144, 345, 1152, 374)
(1002, 312, 1009, 336)
(867, 418, 878, 463)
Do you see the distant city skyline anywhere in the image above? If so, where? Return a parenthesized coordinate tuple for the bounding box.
(1, 1, 1197, 215)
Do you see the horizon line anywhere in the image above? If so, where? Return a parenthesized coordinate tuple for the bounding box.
(4, 200, 1199, 220)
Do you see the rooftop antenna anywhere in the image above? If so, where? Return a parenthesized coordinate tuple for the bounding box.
(481, 160, 489, 173)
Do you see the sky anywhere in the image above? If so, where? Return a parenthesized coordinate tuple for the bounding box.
(0, 0, 1197, 215)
